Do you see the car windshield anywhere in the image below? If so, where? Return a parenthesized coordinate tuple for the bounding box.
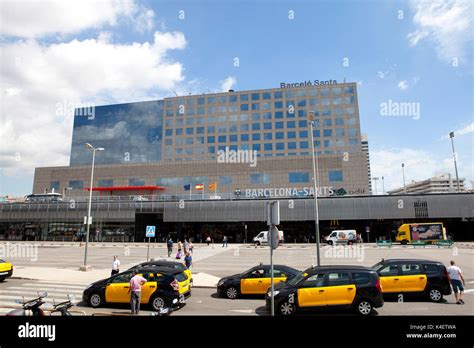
(371, 262, 384, 272)
(286, 271, 307, 286)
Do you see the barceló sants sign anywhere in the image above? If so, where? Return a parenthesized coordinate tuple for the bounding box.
(280, 79, 338, 88)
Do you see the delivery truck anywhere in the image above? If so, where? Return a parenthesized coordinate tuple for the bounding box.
(395, 222, 446, 245)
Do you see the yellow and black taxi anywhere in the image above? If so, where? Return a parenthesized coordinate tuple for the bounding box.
(371, 258, 451, 302)
(266, 265, 383, 316)
(0, 260, 13, 282)
(82, 267, 190, 311)
(131, 260, 193, 286)
(217, 264, 300, 299)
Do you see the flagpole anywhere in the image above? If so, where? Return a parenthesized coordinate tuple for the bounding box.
(190, 185, 192, 200)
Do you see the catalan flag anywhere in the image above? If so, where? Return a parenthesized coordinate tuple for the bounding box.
(208, 183, 217, 191)
(195, 184, 204, 190)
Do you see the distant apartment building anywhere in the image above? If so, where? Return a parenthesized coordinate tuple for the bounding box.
(361, 135, 372, 194)
(387, 173, 467, 195)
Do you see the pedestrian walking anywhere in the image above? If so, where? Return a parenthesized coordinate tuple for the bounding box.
(222, 235, 228, 247)
(177, 240, 182, 253)
(206, 236, 211, 246)
(183, 239, 189, 253)
(167, 237, 173, 258)
(111, 255, 120, 276)
(188, 241, 194, 254)
(447, 260, 466, 304)
(128, 269, 147, 315)
(184, 251, 193, 270)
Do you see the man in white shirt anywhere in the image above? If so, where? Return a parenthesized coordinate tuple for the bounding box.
(111, 255, 120, 276)
(447, 260, 465, 304)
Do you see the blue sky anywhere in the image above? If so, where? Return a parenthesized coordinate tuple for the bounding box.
(0, 0, 473, 196)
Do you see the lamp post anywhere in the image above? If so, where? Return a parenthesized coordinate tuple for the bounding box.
(81, 143, 104, 271)
(381, 176, 385, 195)
(402, 163, 407, 194)
(62, 187, 72, 197)
(372, 177, 379, 195)
(449, 132, 460, 193)
(308, 112, 321, 266)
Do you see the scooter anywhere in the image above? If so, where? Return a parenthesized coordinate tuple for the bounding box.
(6, 292, 48, 316)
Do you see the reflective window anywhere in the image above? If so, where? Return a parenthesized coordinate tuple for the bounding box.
(50, 181, 60, 191)
(329, 170, 343, 182)
(186, 128, 194, 135)
(289, 172, 309, 183)
(287, 121, 295, 128)
(207, 126, 215, 133)
(313, 130, 321, 137)
(186, 137, 193, 145)
(229, 95, 238, 103)
(240, 114, 249, 122)
(176, 128, 183, 135)
(348, 128, 357, 137)
(343, 86, 354, 94)
(252, 133, 261, 141)
(298, 99, 306, 107)
(287, 131, 296, 138)
(276, 143, 284, 150)
(129, 178, 145, 186)
(275, 122, 284, 129)
(264, 133, 272, 140)
(263, 122, 272, 130)
(241, 124, 249, 131)
(208, 146, 215, 154)
(274, 91, 282, 99)
(241, 134, 249, 141)
(218, 126, 226, 133)
(98, 179, 113, 187)
(324, 140, 333, 147)
(197, 127, 204, 134)
(299, 120, 307, 128)
(230, 135, 238, 142)
(252, 113, 260, 121)
(263, 112, 272, 120)
(251, 93, 260, 100)
(240, 94, 249, 101)
(252, 123, 260, 131)
(196, 136, 204, 144)
(219, 176, 233, 185)
(323, 119, 332, 126)
(165, 129, 172, 136)
(264, 143, 272, 151)
(324, 129, 333, 137)
(299, 131, 308, 138)
(300, 141, 309, 149)
(240, 104, 249, 111)
(320, 88, 330, 97)
(275, 132, 284, 139)
(275, 111, 284, 119)
(252, 103, 260, 110)
(263, 92, 271, 100)
(250, 173, 270, 184)
(287, 142, 296, 150)
(336, 128, 345, 137)
(274, 101, 283, 109)
(298, 110, 307, 117)
(262, 103, 271, 110)
(335, 118, 344, 125)
(252, 144, 261, 151)
(218, 135, 227, 142)
(332, 87, 342, 95)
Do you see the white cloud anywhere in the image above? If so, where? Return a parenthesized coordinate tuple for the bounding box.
(407, 0, 473, 63)
(441, 122, 474, 139)
(219, 76, 237, 92)
(370, 146, 473, 192)
(398, 80, 409, 90)
(377, 71, 388, 79)
(0, 0, 154, 38)
(0, 31, 187, 178)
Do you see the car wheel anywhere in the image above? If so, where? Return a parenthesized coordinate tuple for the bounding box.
(348, 240, 353, 245)
(401, 240, 408, 245)
(327, 240, 333, 246)
(0, 276, 6, 282)
(226, 286, 238, 299)
(88, 292, 103, 308)
(151, 296, 166, 311)
(255, 241, 261, 246)
(427, 287, 443, 302)
(279, 300, 296, 316)
(355, 299, 373, 316)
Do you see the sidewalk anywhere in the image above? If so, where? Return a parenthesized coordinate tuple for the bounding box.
(11, 266, 220, 288)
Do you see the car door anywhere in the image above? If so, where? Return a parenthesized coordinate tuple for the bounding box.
(105, 271, 133, 303)
(378, 264, 401, 293)
(297, 273, 326, 308)
(139, 272, 158, 303)
(399, 263, 427, 292)
(325, 272, 356, 306)
(240, 268, 265, 294)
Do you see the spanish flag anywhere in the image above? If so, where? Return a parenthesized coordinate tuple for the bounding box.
(195, 184, 204, 190)
(209, 183, 217, 191)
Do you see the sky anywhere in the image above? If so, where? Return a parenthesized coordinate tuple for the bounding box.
(0, 0, 473, 196)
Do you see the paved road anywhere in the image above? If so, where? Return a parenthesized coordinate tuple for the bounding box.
(0, 279, 472, 316)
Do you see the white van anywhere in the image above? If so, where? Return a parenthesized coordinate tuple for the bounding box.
(253, 230, 284, 246)
(325, 230, 357, 245)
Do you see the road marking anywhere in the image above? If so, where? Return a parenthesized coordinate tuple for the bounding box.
(229, 309, 254, 313)
(21, 283, 86, 290)
(463, 289, 474, 293)
(35, 280, 89, 286)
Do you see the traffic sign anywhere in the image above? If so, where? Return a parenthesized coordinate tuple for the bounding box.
(146, 226, 156, 238)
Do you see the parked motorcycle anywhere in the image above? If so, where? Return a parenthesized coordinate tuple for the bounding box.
(6, 292, 48, 316)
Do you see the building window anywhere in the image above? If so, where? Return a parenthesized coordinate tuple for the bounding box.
(165, 129, 172, 136)
(275, 132, 284, 139)
(241, 134, 249, 141)
(218, 135, 227, 142)
(288, 142, 297, 150)
(300, 141, 309, 149)
(230, 135, 238, 142)
(250, 173, 270, 184)
(98, 179, 114, 187)
(69, 180, 83, 189)
(313, 130, 321, 137)
(240, 104, 249, 111)
(252, 133, 260, 141)
(289, 172, 309, 183)
(264, 133, 272, 141)
(323, 129, 332, 137)
(287, 131, 296, 139)
(299, 131, 308, 138)
(274, 101, 283, 109)
(252, 144, 261, 151)
(207, 136, 215, 143)
(276, 143, 284, 150)
(129, 178, 145, 186)
(240, 94, 249, 101)
(264, 143, 273, 151)
(252, 123, 260, 131)
(274, 91, 283, 99)
(208, 146, 215, 154)
(275, 111, 284, 119)
(252, 103, 260, 110)
(329, 170, 343, 182)
(287, 121, 295, 128)
(50, 181, 60, 191)
(219, 176, 233, 185)
(263, 122, 272, 130)
(241, 124, 249, 132)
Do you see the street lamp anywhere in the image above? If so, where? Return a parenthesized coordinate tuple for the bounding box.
(308, 111, 321, 266)
(402, 163, 407, 194)
(372, 177, 379, 195)
(81, 143, 104, 271)
(381, 176, 385, 195)
(449, 132, 460, 193)
(62, 187, 72, 197)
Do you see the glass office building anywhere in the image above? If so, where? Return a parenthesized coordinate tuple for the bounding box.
(35, 82, 369, 198)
